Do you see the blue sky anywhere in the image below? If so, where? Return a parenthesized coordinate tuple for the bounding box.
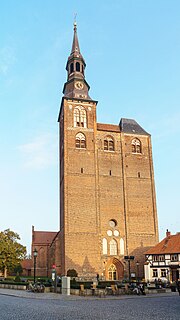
(1, 0, 180, 253)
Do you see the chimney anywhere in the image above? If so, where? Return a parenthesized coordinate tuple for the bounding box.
(166, 229, 171, 237)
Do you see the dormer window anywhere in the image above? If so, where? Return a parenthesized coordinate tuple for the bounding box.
(132, 138, 141, 154)
(74, 106, 87, 128)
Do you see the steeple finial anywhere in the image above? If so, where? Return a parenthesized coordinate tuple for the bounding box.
(74, 13, 77, 31)
(71, 15, 80, 54)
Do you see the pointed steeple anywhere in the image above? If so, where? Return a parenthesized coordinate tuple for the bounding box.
(71, 22, 80, 55)
(63, 22, 91, 100)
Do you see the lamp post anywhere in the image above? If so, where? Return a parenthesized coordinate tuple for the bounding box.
(124, 256, 134, 282)
(33, 248, 38, 284)
(136, 261, 139, 282)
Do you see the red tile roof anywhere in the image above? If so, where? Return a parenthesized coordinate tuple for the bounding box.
(97, 123, 120, 132)
(21, 259, 32, 269)
(33, 231, 57, 245)
(145, 233, 180, 255)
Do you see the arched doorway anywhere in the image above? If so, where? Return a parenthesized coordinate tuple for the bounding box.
(105, 258, 124, 280)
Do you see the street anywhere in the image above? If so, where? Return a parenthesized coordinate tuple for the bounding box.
(0, 293, 179, 320)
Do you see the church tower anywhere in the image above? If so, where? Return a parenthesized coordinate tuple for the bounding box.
(58, 23, 159, 279)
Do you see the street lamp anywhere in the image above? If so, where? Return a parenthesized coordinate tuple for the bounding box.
(124, 256, 134, 282)
(136, 261, 139, 282)
(33, 248, 38, 283)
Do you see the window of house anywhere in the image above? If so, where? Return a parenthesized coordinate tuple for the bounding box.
(161, 269, 167, 277)
(104, 137, 114, 151)
(74, 106, 87, 128)
(159, 255, 165, 261)
(76, 62, 80, 72)
(152, 255, 159, 262)
(152, 269, 158, 277)
(110, 239, 117, 255)
(132, 138, 142, 154)
(171, 254, 178, 261)
(75, 133, 86, 149)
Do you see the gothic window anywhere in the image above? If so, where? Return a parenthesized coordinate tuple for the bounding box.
(75, 132, 86, 149)
(108, 265, 117, 280)
(74, 106, 87, 128)
(76, 62, 80, 72)
(82, 64, 84, 74)
(104, 136, 114, 151)
(70, 63, 74, 74)
(120, 238, 124, 255)
(74, 108, 80, 127)
(132, 138, 142, 153)
(102, 238, 107, 255)
(110, 239, 117, 255)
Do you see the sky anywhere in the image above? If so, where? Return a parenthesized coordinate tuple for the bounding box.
(1, 0, 180, 254)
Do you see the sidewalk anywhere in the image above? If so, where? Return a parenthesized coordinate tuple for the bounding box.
(0, 288, 178, 300)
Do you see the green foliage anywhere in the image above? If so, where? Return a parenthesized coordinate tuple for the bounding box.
(67, 268, 78, 278)
(14, 275, 21, 282)
(0, 229, 26, 277)
(13, 263, 23, 276)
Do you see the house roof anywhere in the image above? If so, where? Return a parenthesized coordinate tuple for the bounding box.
(97, 123, 120, 133)
(21, 259, 32, 270)
(33, 231, 58, 245)
(145, 233, 180, 255)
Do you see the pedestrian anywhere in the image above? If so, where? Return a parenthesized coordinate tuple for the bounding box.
(176, 280, 180, 296)
(96, 273, 99, 282)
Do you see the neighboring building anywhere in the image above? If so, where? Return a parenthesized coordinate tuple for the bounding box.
(144, 230, 180, 282)
(31, 226, 57, 277)
(57, 22, 159, 280)
(21, 259, 32, 277)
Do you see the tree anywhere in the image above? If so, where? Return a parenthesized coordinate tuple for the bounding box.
(0, 229, 26, 278)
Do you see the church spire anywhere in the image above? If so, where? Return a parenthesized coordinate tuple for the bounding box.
(63, 22, 91, 100)
(71, 22, 80, 55)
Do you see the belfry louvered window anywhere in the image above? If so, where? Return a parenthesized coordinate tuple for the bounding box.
(74, 106, 87, 128)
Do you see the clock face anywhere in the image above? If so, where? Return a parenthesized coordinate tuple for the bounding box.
(75, 81, 84, 90)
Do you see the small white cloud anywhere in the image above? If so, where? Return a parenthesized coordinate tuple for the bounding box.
(0, 46, 16, 75)
(18, 134, 57, 169)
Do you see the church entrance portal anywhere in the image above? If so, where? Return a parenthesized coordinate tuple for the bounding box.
(105, 258, 124, 280)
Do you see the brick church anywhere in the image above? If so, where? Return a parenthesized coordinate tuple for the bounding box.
(31, 23, 159, 280)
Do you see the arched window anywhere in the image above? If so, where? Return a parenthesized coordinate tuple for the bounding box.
(104, 136, 114, 151)
(120, 238, 124, 255)
(82, 64, 84, 74)
(74, 106, 87, 128)
(108, 265, 117, 280)
(74, 108, 80, 127)
(75, 132, 86, 149)
(76, 62, 80, 72)
(132, 138, 141, 153)
(70, 63, 74, 74)
(102, 238, 107, 255)
(110, 239, 117, 255)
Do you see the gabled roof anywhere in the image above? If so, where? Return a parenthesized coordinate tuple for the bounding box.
(33, 231, 58, 245)
(145, 233, 180, 255)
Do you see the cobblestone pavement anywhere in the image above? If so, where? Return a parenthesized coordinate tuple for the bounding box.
(0, 290, 179, 319)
